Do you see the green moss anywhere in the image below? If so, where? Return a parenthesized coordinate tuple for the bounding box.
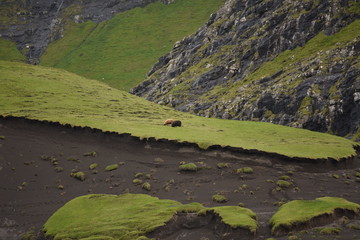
(279, 175, 291, 180)
(71, 171, 86, 181)
(210, 206, 258, 233)
(133, 179, 143, 185)
(276, 180, 292, 188)
(332, 174, 340, 179)
(54, 166, 64, 173)
(105, 164, 119, 171)
(83, 151, 97, 157)
(134, 172, 144, 178)
(179, 163, 198, 172)
(212, 194, 228, 203)
(217, 162, 230, 169)
(142, 182, 151, 191)
(89, 163, 98, 170)
(318, 227, 341, 235)
(21, 229, 36, 240)
(269, 197, 360, 234)
(236, 167, 254, 174)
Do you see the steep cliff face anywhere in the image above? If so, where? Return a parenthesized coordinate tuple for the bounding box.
(0, 0, 160, 63)
(132, 0, 360, 139)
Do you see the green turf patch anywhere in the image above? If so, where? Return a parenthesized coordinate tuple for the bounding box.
(276, 180, 292, 188)
(236, 167, 254, 174)
(40, 0, 225, 91)
(269, 197, 360, 235)
(212, 194, 228, 203)
(210, 206, 258, 234)
(43, 194, 257, 239)
(105, 164, 119, 171)
(179, 162, 197, 172)
(0, 60, 358, 160)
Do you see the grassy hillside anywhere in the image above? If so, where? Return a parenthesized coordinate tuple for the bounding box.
(0, 60, 358, 160)
(0, 38, 26, 62)
(40, 0, 225, 91)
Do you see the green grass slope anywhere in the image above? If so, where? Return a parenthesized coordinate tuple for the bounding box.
(0, 60, 358, 159)
(269, 197, 360, 235)
(40, 0, 225, 91)
(43, 194, 257, 239)
(0, 38, 26, 62)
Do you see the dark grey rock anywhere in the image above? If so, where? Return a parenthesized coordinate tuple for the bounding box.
(132, 0, 360, 139)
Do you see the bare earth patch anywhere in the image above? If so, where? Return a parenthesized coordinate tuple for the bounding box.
(0, 117, 359, 239)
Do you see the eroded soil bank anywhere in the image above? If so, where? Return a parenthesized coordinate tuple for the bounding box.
(0, 117, 360, 240)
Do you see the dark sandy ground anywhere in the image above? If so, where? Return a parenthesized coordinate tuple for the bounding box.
(0, 117, 360, 240)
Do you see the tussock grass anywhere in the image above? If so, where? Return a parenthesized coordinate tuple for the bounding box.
(212, 194, 228, 203)
(105, 164, 119, 171)
(269, 197, 360, 234)
(0, 60, 358, 160)
(40, 0, 225, 91)
(43, 194, 257, 239)
(179, 163, 197, 172)
(211, 206, 258, 234)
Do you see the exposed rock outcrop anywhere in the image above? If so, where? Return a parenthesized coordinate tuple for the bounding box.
(131, 0, 360, 139)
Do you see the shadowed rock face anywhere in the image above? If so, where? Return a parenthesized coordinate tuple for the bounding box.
(131, 0, 360, 139)
(0, 0, 161, 63)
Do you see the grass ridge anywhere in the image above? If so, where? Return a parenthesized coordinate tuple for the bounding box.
(0, 60, 358, 160)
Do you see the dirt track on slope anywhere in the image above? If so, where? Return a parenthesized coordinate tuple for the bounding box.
(0, 117, 359, 240)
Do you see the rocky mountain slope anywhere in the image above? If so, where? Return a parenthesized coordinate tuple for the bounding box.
(0, 0, 163, 64)
(132, 0, 360, 139)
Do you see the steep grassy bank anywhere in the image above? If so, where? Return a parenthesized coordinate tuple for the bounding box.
(0, 60, 358, 159)
(40, 0, 225, 91)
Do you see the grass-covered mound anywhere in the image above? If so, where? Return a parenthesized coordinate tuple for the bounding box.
(42, 194, 257, 239)
(40, 0, 225, 91)
(209, 206, 258, 234)
(0, 60, 358, 160)
(269, 197, 360, 236)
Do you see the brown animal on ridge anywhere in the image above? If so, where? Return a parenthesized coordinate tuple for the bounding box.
(163, 119, 174, 125)
(171, 120, 182, 127)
